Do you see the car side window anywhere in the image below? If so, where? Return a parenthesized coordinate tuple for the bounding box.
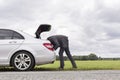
(0, 29, 24, 39)
(0, 29, 13, 39)
(12, 31, 24, 39)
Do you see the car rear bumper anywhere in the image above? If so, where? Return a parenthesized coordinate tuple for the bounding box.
(35, 51, 56, 65)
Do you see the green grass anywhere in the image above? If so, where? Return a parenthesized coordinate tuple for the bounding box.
(0, 60, 120, 71)
(35, 60, 120, 70)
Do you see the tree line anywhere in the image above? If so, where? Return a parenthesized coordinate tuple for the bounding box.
(56, 53, 120, 60)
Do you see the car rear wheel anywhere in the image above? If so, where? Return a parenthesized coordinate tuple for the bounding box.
(11, 51, 35, 71)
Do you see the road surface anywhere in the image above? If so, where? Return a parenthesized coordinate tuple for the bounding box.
(0, 70, 120, 80)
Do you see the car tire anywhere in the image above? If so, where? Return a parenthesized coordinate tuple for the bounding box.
(11, 51, 35, 71)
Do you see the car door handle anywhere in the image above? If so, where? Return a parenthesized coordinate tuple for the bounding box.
(9, 41, 17, 44)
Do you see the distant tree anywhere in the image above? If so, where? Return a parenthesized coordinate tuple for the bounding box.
(98, 56, 102, 60)
(73, 56, 80, 60)
(56, 55, 59, 60)
(80, 56, 89, 60)
(56, 55, 69, 61)
(88, 53, 98, 60)
(64, 56, 68, 61)
(57, 53, 100, 60)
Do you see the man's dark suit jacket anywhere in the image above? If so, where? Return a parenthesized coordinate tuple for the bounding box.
(47, 35, 68, 50)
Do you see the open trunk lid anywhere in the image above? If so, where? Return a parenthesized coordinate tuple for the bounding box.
(35, 24, 51, 39)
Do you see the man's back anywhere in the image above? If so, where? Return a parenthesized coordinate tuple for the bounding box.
(47, 35, 68, 49)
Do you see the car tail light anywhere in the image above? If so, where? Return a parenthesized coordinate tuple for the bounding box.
(43, 43, 54, 51)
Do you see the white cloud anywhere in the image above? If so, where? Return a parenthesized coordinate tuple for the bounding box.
(0, 0, 120, 57)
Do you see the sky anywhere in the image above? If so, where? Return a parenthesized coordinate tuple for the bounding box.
(0, 0, 120, 57)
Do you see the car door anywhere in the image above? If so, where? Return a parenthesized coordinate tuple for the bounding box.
(0, 29, 24, 64)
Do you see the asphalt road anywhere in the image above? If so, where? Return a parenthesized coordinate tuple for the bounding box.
(0, 70, 120, 80)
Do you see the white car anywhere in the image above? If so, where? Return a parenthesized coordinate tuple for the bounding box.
(0, 25, 56, 71)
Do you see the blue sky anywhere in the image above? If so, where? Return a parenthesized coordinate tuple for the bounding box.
(0, 0, 120, 57)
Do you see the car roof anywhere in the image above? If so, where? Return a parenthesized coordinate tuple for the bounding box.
(0, 27, 35, 39)
(0, 27, 19, 30)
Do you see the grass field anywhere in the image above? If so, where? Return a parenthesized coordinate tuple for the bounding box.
(35, 60, 120, 70)
(0, 60, 120, 71)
